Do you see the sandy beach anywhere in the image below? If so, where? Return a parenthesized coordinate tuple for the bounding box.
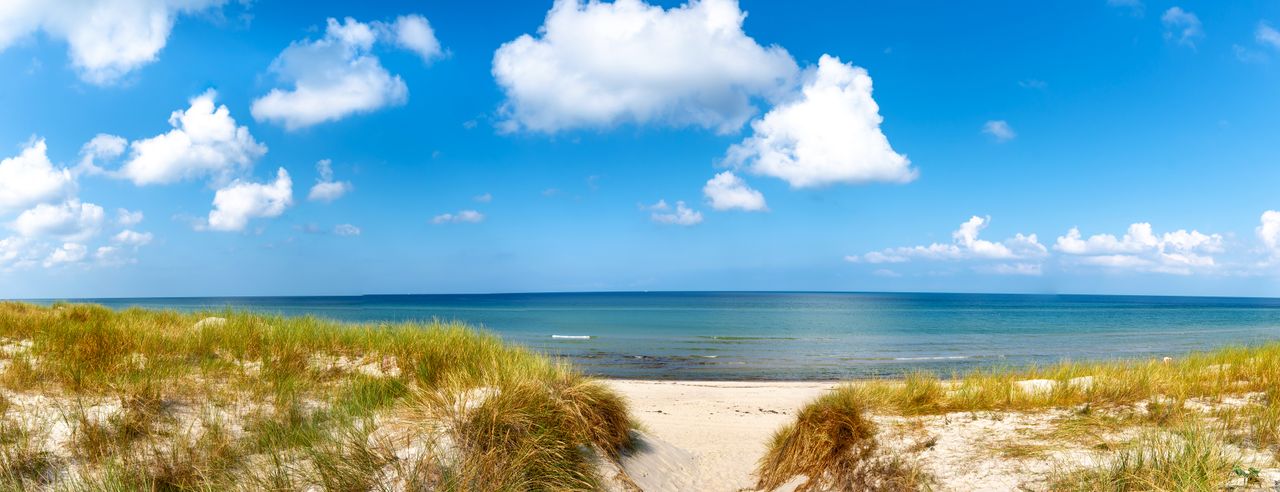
(607, 380, 836, 490)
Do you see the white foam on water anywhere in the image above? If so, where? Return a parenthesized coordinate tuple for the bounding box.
(552, 335, 592, 339)
(893, 355, 969, 361)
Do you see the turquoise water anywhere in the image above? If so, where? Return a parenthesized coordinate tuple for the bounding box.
(34, 292, 1280, 380)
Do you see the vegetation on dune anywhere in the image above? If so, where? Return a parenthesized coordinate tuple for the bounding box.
(755, 389, 929, 491)
(842, 345, 1280, 416)
(0, 301, 634, 491)
(764, 342, 1280, 491)
(1050, 425, 1243, 491)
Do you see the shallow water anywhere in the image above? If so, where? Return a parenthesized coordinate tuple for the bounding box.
(32, 292, 1280, 380)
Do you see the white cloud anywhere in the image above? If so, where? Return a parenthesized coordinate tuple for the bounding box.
(0, 139, 75, 214)
(0, 0, 229, 84)
(1054, 223, 1223, 274)
(333, 223, 361, 236)
(725, 54, 915, 188)
(982, 120, 1016, 142)
(116, 208, 144, 226)
(120, 90, 266, 186)
(1162, 7, 1203, 48)
(702, 171, 766, 211)
(1258, 210, 1280, 257)
(206, 168, 293, 232)
(76, 134, 127, 176)
(492, 0, 798, 134)
(1258, 22, 1280, 51)
(650, 200, 703, 226)
(252, 15, 440, 130)
(388, 14, 444, 63)
(849, 216, 1047, 269)
(431, 210, 484, 224)
(307, 159, 352, 202)
(11, 200, 105, 241)
(43, 242, 86, 268)
(473, 193, 493, 203)
(112, 229, 153, 247)
(0, 236, 33, 269)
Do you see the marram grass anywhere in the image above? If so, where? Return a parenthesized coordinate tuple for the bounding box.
(761, 341, 1280, 491)
(0, 301, 634, 491)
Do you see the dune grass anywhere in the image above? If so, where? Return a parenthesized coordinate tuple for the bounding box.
(0, 301, 634, 490)
(760, 342, 1280, 491)
(829, 343, 1280, 416)
(1050, 425, 1243, 491)
(755, 388, 929, 491)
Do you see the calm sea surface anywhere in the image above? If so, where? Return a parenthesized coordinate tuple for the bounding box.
(31, 292, 1280, 380)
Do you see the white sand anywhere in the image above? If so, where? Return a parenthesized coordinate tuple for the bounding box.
(606, 379, 835, 491)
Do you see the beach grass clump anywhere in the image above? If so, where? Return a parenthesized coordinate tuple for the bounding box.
(1050, 425, 1241, 491)
(755, 387, 929, 491)
(412, 371, 634, 490)
(0, 301, 635, 490)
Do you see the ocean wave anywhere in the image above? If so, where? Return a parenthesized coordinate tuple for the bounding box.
(696, 336, 800, 341)
(551, 335, 592, 340)
(893, 355, 970, 361)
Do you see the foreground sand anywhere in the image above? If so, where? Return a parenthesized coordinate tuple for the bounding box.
(607, 380, 834, 490)
(607, 379, 1280, 492)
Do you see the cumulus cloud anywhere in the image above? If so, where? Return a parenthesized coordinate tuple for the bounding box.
(431, 210, 485, 224)
(43, 242, 87, 268)
(252, 15, 441, 130)
(982, 120, 1016, 142)
(725, 54, 914, 188)
(0, 0, 229, 84)
(11, 200, 105, 241)
(1162, 7, 1203, 48)
(333, 223, 361, 236)
(307, 159, 352, 202)
(702, 171, 766, 211)
(648, 200, 703, 226)
(0, 139, 75, 214)
(1257, 210, 1280, 258)
(206, 168, 293, 232)
(492, 0, 797, 134)
(116, 208, 144, 226)
(120, 90, 266, 186)
(848, 216, 1047, 273)
(112, 229, 153, 247)
(1054, 223, 1223, 274)
(76, 134, 128, 176)
(0, 236, 33, 269)
(388, 14, 444, 62)
(473, 193, 493, 203)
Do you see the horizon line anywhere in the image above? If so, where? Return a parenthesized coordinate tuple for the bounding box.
(13, 289, 1280, 302)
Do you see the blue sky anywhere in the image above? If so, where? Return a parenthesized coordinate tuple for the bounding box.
(2, 0, 1280, 298)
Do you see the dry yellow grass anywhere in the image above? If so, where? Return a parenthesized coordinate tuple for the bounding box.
(0, 301, 635, 490)
(763, 342, 1280, 491)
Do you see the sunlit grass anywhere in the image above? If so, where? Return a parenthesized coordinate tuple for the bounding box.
(829, 343, 1280, 416)
(0, 301, 635, 490)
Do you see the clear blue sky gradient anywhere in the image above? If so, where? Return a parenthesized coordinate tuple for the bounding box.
(2, 0, 1279, 298)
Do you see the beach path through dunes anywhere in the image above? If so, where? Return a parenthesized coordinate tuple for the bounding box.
(606, 380, 836, 491)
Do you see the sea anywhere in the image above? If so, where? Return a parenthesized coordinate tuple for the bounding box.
(31, 292, 1280, 380)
